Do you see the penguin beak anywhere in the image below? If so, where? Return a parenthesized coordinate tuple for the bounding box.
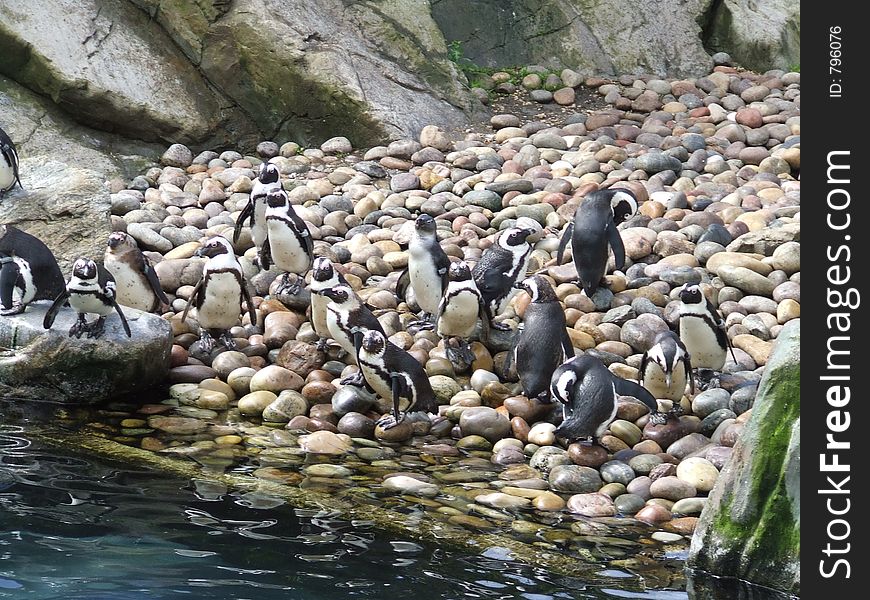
(665, 372, 672, 390)
(513, 282, 526, 291)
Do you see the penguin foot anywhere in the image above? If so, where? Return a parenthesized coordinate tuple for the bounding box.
(219, 331, 237, 351)
(648, 411, 669, 426)
(340, 372, 366, 387)
(695, 369, 720, 391)
(0, 302, 24, 316)
(445, 340, 475, 372)
(315, 337, 330, 352)
(409, 319, 435, 331)
(376, 413, 404, 430)
(86, 317, 106, 339)
(69, 316, 89, 339)
(198, 332, 216, 354)
(667, 404, 684, 419)
(276, 274, 302, 296)
(490, 320, 512, 331)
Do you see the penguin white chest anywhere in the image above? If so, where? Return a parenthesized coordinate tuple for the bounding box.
(326, 308, 356, 358)
(251, 197, 269, 248)
(267, 219, 310, 273)
(437, 290, 479, 337)
(10, 258, 35, 305)
(680, 316, 726, 370)
(0, 163, 14, 191)
(198, 272, 242, 329)
(69, 291, 112, 317)
(310, 292, 330, 337)
(409, 246, 441, 314)
(106, 260, 152, 311)
(643, 361, 687, 401)
(359, 358, 394, 401)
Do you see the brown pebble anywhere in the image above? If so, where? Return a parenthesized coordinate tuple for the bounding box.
(510, 416, 530, 443)
(599, 434, 629, 453)
(302, 381, 336, 404)
(636, 504, 672, 524)
(287, 415, 312, 430)
(170, 345, 188, 367)
(667, 516, 699, 535)
(568, 443, 609, 467)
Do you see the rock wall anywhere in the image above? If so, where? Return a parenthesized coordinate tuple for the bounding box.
(704, 0, 800, 73)
(432, 0, 716, 77)
(687, 319, 800, 595)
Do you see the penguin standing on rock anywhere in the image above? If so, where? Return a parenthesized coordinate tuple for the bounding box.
(357, 329, 438, 430)
(321, 283, 386, 386)
(43, 258, 131, 339)
(551, 355, 665, 444)
(232, 162, 282, 255)
(436, 260, 488, 368)
(181, 237, 257, 353)
(639, 330, 694, 401)
(472, 227, 534, 330)
(260, 188, 313, 295)
(309, 257, 349, 349)
(104, 232, 169, 313)
(503, 275, 573, 402)
(0, 126, 22, 199)
(396, 214, 450, 329)
(556, 188, 636, 297)
(0, 225, 65, 315)
(675, 283, 735, 382)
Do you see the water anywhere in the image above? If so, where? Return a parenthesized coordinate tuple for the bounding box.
(0, 423, 688, 600)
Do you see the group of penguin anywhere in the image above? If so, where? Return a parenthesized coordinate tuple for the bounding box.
(1, 133, 737, 444)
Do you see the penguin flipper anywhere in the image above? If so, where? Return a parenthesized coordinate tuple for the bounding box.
(43, 290, 70, 329)
(0, 256, 19, 310)
(390, 373, 405, 423)
(477, 295, 491, 340)
(110, 298, 132, 337)
(233, 201, 254, 243)
(395, 268, 410, 301)
(242, 281, 258, 327)
(556, 222, 574, 265)
(561, 329, 574, 361)
(259, 238, 272, 271)
(683, 351, 695, 395)
(613, 376, 659, 415)
(143, 255, 170, 306)
(606, 220, 626, 272)
(181, 278, 204, 323)
(1, 135, 21, 190)
(501, 330, 519, 380)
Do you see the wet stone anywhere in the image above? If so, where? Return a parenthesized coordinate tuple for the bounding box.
(614, 493, 646, 515)
(599, 460, 636, 485)
(567, 493, 617, 517)
(548, 465, 603, 493)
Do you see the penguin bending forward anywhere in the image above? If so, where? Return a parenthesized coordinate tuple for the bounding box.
(309, 257, 349, 350)
(472, 226, 534, 330)
(104, 232, 169, 313)
(436, 260, 489, 368)
(182, 237, 257, 353)
(232, 162, 282, 253)
(551, 355, 666, 444)
(260, 188, 313, 295)
(675, 283, 735, 379)
(503, 275, 573, 401)
(357, 329, 437, 430)
(395, 214, 450, 329)
(0, 126, 22, 199)
(0, 225, 65, 315)
(639, 330, 694, 402)
(556, 188, 636, 297)
(321, 283, 386, 386)
(43, 258, 131, 339)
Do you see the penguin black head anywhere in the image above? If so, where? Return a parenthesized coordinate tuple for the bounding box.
(448, 260, 472, 282)
(606, 188, 639, 225)
(361, 329, 387, 355)
(72, 258, 98, 281)
(500, 227, 533, 249)
(106, 232, 137, 251)
(258, 162, 280, 185)
(679, 283, 704, 305)
(414, 214, 437, 235)
(266, 189, 289, 209)
(312, 256, 335, 283)
(195, 237, 233, 259)
(648, 330, 680, 371)
(321, 285, 351, 304)
(516, 274, 556, 303)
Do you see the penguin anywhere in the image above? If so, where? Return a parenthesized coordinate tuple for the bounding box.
(181, 236, 257, 353)
(232, 161, 282, 253)
(321, 283, 386, 386)
(551, 355, 665, 443)
(43, 258, 132, 339)
(309, 256, 349, 350)
(503, 275, 574, 401)
(674, 283, 735, 376)
(435, 260, 489, 368)
(357, 329, 438, 429)
(639, 330, 694, 401)
(0, 126, 22, 199)
(0, 225, 65, 315)
(556, 188, 636, 297)
(472, 226, 534, 329)
(104, 232, 169, 313)
(260, 188, 313, 295)
(395, 214, 450, 328)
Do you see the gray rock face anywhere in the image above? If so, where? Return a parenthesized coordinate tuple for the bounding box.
(432, 0, 714, 77)
(0, 302, 172, 404)
(704, 0, 800, 72)
(688, 320, 800, 595)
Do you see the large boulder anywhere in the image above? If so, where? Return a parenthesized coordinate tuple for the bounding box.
(432, 0, 714, 77)
(704, 0, 800, 72)
(0, 302, 172, 403)
(0, 0, 257, 147)
(687, 319, 800, 595)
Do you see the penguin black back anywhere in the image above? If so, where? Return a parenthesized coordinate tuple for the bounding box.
(0, 225, 65, 301)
